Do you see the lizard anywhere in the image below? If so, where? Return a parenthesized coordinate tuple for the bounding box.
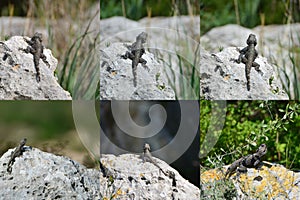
(7, 138, 27, 173)
(232, 34, 263, 91)
(143, 143, 177, 186)
(19, 32, 50, 82)
(143, 143, 168, 176)
(121, 32, 149, 87)
(225, 143, 267, 178)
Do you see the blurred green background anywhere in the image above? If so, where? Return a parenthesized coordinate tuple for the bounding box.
(200, 0, 300, 34)
(0, 101, 99, 168)
(100, 0, 200, 20)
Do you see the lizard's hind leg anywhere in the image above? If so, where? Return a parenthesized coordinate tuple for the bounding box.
(139, 58, 149, 72)
(252, 62, 263, 76)
(40, 54, 50, 68)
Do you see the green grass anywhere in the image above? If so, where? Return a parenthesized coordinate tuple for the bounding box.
(59, 9, 100, 99)
(268, 30, 300, 99)
(155, 30, 200, 100)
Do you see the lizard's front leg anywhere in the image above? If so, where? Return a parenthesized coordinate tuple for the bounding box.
(24, 38, 34, 46)
(231, 48, 245, 63)
(19, 46, 35, 54)
(234, 46, 248, 63)
(237, 164, 248, 173)
(253, 156, 261, 168)
(121, 51, 134, 60)
(235, 53, 244, 64)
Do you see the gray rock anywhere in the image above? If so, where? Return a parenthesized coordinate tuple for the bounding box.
(0, 36, 71, 100)
(0, 147, 99, 199)
(100, 43, 175, 100)
(100, 16, 200, 43)
(100, 154, 199, 200)
(0, 17, 33, 36)
(200, 24, 254, 51)
(200, 46, 288, 100)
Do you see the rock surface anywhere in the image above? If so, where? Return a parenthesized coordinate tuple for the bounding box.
(0, 35, 71, 100)
(201, 23, 300, 99)
(200, 46, 288, 100)
(100, 154, 200, 200)
(100, 16, 200, 44)
(100, 43, 175, 100)
(0, 146, 99, 199)
(201, 163, 300, 199)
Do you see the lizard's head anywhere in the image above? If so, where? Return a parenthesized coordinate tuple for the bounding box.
(246, 34, 257, 46)
(257, 143, 267, 156)
(137, 32, 147, 43)
(144, 143, 151, 151)
(32, 32, 43, 42)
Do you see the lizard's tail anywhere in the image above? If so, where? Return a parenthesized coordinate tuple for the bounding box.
(132, 65, 137, 87)
(35, 68, 41, 82)
(246, 66, 251, 91)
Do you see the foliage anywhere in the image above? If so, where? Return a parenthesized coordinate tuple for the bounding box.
(200, 101, 300, 170)
(100, 0, 199, 20)
(200, 0, 299, 34)
(200, 2, 235, 35)
(201, 178, 237, 200)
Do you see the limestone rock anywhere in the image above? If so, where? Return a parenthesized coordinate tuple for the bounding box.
(0, 36, 71, 100)
(100, 154, 200, 200)
(0, 146, 99, 199)
(201, 164, 300, 199)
